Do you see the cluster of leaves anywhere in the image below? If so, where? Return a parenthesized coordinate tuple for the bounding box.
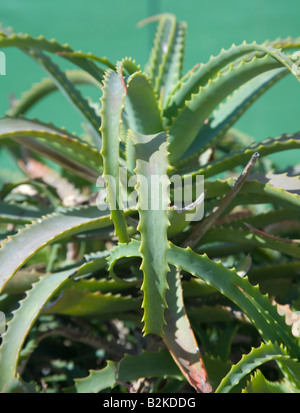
(0, 14, 300, 393)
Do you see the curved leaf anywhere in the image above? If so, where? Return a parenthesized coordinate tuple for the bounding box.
(216, 341, 292, 393)
(0, 202, 52, 225)
(44, 287, 140, 317)
(189, 131, 300, 179)
(0, 117, 102, 182)
(25, 49, 102, 149)
(204, 177, 300, 210)
(56, 51, 116, 70)
(6, 70, 99, 118)
(165, 40, 300, 122)
(67, 361, 117, 393)
(0, 179, 60, 208)
(0, 206, 111, 293)
(219, 208, 300, 229)
(176, 68, 287, 167)
(60, 276, 138, 295)
(269, 36, 300, 49)
(243, 369, 300, 393)
(107, 240, 300, 359)
(0, 268, 74, 391)
(168, 244, 300, 360)
(199, 226, 300, 259)
(0, 29, 104, 82)
(168, 53, 298, 162)
(68, 349, 182, 393)
(117, 349, 182, 383)
(123, 71, 162, 134)
(122, 70, 163, 171)
(1, 27, 102, 144)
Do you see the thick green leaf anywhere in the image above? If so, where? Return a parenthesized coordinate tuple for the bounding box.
(44, 285, 140, 317)
(189, 131, 300, 179)
(168, 54, 298, 162)
(0, 29, 104, 82)
(141, 14, 187, 106)
(0, 268, 74, 391)
(160, 21, 186, 108)
(200, 226, 300, 259)
(0, 206, 111, 293)
(67, 361, 117, 393)
(6, 70, 99, 118)
(168, 245, 300, 360)
(26, 49, 102, 149)
(269, 36, 300, 49)
(216, 341, 292, 393)
(68, 349, 182, 393)
(0, 117, 102, 182)
(219, 208, 300, 230)
(141, 14, 177, 90)
(164, 40, 299, 123)
(243, 369, 300, 393)
(176, 68, 287, 166)
(164, 267, 212, 393)
(122, 70, 163, 171)
(0, 179, 60, 208)
(133, 131, 170, 336)
(56, 51, 116, 70)
(0, 202, 52, 224)
(204, 177, 300, 211)
(61, 276, 138, 295)
(117, 57, 140, 76)
(117, 349, 182, 383)
(99, 69, 129, 243)
(2, 269, 44, 295)
(107, 240, 300, 359)
(124, 71, 162, 133)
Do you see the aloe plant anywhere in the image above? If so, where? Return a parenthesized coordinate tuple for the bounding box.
(0, 13, 299, 393)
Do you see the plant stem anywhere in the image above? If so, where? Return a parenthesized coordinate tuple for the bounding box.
(182, 152, 260, 249)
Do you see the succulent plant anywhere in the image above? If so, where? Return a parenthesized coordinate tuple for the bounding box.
(0, 13, 299, 393)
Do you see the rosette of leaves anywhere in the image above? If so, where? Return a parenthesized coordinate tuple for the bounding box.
(0, 13, 299, 393)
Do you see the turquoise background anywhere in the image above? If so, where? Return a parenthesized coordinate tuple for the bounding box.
(0, 0, 300, 167)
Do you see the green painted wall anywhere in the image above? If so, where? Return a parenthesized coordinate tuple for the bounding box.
(0, 0, 300, 168)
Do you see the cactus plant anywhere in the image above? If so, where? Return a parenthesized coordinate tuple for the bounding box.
(0, 13, 299, 393)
